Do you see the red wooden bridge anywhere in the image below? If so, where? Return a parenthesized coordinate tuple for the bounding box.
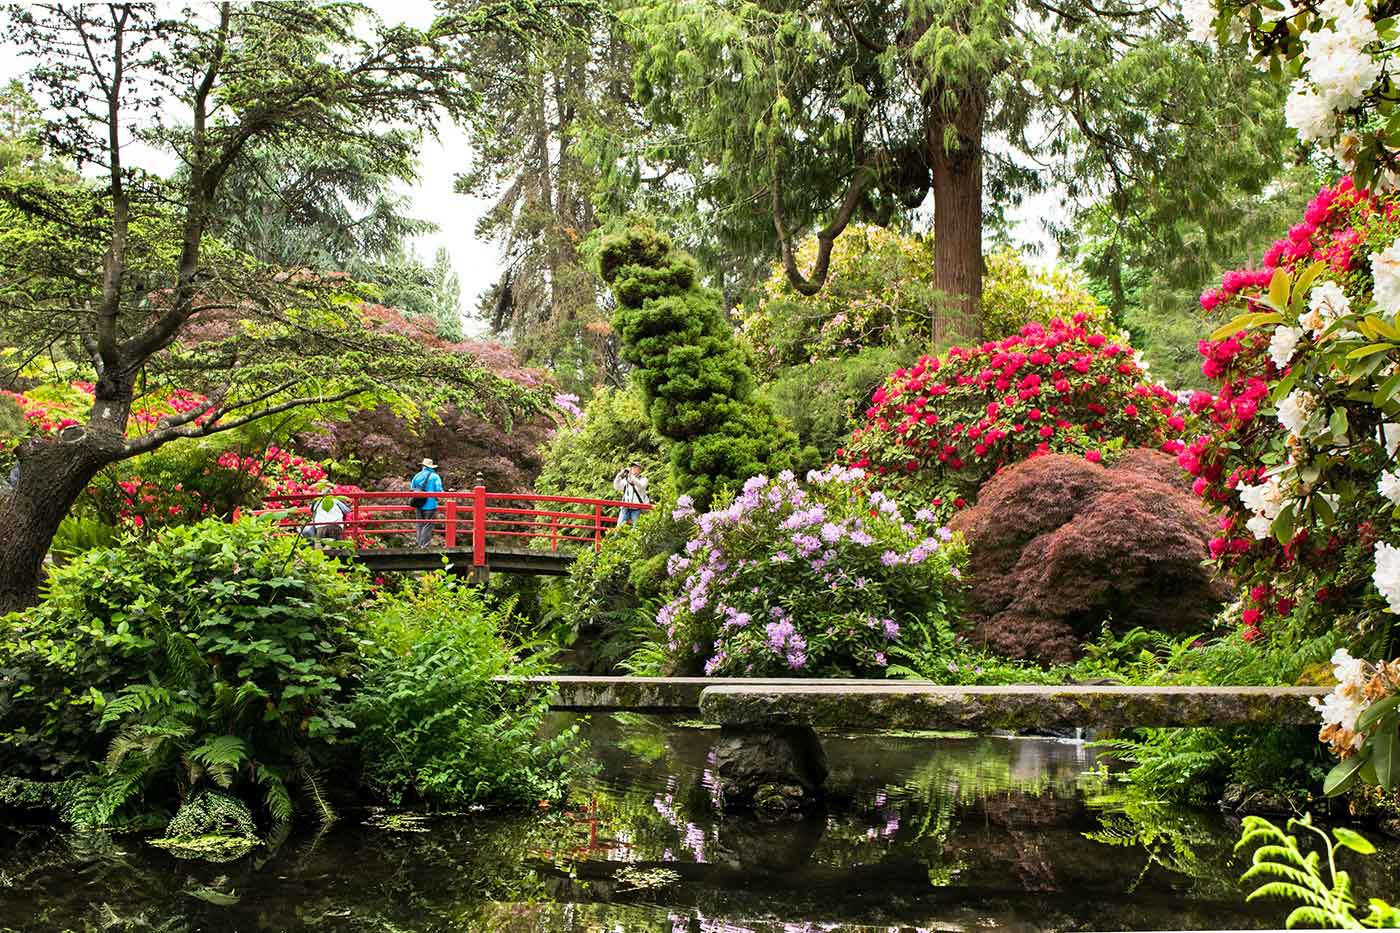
(251, 485, 651, 579)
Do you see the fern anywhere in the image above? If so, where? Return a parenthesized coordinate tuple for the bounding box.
(188, 736, 250, 789)
(256, 766, 294, 827)
(1236, 814, 1399, 928)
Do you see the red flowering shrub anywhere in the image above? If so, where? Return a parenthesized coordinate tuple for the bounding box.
(1183, 177, 1400, 644)
(842, 318, 1188, 512)
(87, 444, 348, 532)
(949, 451, 1229, 664)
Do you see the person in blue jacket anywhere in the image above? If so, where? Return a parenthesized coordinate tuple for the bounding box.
(409, 457, 443, 547)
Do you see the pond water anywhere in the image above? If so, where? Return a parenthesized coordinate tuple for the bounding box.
(4, 715, 1398, 932)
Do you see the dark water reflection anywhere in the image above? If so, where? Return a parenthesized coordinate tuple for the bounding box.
(3, 714, 1398, 931)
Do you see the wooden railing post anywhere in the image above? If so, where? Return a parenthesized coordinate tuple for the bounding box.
(593, 503, 603, 551)
(472, 481, 487, 568)
(551, 513, 559, 553)
(445, 499, 457, 548)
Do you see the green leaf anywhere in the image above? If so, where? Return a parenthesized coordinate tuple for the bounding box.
(1329, 408, 1349, 442)
(1274, 503, 1296, 545)
(1372, 368, 1400, 407)
(1371, 724, 1399, 792)
(1332, 826, 1377, 855)
(1356, 695, 1400, 732)
(1324, 750, 1370, 796)
(1290, 262, 1325, 312)
(1269, 267, 1289, 310)
(1345, 343, 1393, 361)
(1209, 311, 1283, 342)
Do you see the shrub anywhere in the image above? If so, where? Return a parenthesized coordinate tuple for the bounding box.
(657, 467, 966, 677)
(733, 225, 1112, 377)
(1181, 177, 1400, 648)
(534, 385, 669, 502)
(948, 451, 1229, 664)
(843, 317, 1189, 513)
(599, 219, 800, 508)
(759, 347, 909, 466)
(980, 249, 1109, 340)
(559, 492, 688, 671)
(0, 518, 366, 828)
(347, 573, 581, 808)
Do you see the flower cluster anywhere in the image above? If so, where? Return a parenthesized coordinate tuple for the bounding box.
(1187, 1, 1400, 190)
(1310, 648, 1400, 795)
(1184, 177, 1400, 640)
(658, 467, 966, 677)
(2, 381, 215, 446)
(1311, 649, 1398, 757)
(842, 318, 1186, 511)
(89, 444, 344, 533)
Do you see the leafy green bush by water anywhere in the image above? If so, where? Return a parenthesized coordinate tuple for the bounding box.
(1237, 814, 1399, 929)
(347, 573, 582, 808)
(0, 518, 366, 828)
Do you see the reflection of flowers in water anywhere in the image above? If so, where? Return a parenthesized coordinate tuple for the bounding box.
(651, 791, 710, 863)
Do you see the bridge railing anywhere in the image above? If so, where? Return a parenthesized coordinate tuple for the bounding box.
(249, 487, 652, 560)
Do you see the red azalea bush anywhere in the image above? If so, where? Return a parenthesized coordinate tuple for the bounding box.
(1183, 177, 1400, 644)
(87, 444, 349, 533)
(842, 317, 1189, 512)
(948, 451, 1228, 664)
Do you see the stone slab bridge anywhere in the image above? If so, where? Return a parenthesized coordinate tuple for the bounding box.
(250, 486, 651, 580)
(511, 676, 1330, 811)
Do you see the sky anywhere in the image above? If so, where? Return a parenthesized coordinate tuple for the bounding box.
(2, 1, 1060, 333)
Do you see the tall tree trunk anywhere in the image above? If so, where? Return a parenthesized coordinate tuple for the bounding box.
(0, 440, 111, 614)
(928, 86, 986, 345)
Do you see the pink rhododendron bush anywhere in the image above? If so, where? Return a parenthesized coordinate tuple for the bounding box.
(948, 451, 1229, 665)
(657, 467, 967, 677)
(841, 318, 1188, 513)
(1183, 177, 1400, 646)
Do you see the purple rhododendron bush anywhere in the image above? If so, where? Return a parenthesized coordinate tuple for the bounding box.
(657, 467, 967, 677)
(949, 450, 1230, 665)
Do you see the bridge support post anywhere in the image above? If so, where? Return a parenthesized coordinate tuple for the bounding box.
(713, 725, 827, 814)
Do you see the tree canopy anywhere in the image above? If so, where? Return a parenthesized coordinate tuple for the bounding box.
(607, 0, 1288, 335)
(0, 0, 585, 610)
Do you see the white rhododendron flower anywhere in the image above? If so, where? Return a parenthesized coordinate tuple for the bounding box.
(1239, 473, 1289, 539)
(1380, 469, 1400, 504)
(1373, 541, 1400, 613)
(1182, 0, 1216, 43)
(1276, 389, 1317, 437)
(1304, 34, 1380, 111)
(1309, 649, 1369, 750)
(1285, 82, 1337, 142)
(1371, 237, 1400, 318)
(1385, 423, 1400, 457)
(1268, 325, 1304, 368)
(1303, 280, 1351, 335)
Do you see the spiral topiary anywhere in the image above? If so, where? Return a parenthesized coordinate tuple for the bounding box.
(599, 220, 799, 508)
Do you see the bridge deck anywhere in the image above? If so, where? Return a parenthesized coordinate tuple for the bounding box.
(514, 676, 1329, 729)
(350, 546, 574, 575)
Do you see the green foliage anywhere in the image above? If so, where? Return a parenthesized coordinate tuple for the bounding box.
(561, 496, 687, 670)
(534, 384, 668, 502)
(346, 573, 582, 808)
(0, 518, 366, 827)
(760, 347, 908, 467)
(598, 219, 800, 508)
(47, 515, 118, 566)
(736, 226, 1112, 378)
(608, 0, 1285, 318)
(980, 249, 1112, 340)
(1236, 814, 1400, 929)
